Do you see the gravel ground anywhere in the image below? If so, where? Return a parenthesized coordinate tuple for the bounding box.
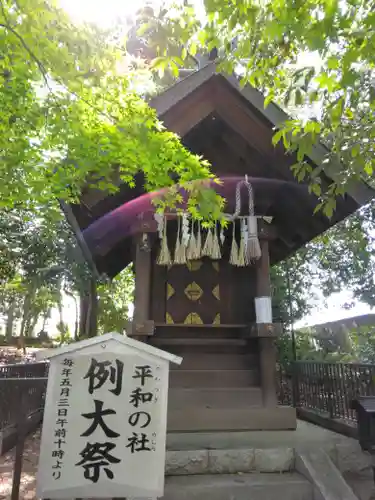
(0, 430, 41, 499)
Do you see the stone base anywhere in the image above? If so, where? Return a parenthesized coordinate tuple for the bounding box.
(167, 406, 296, 432)
(162, 473, 312, 500)
(165, 447, 295, 475)
(296, 449, 358, 500)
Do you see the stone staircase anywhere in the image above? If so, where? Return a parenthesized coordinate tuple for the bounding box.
(164, 472, 311, 500)
(151, 325, 294, 431)
(158, 445, 361, 500)
(162, 447, 311, 500)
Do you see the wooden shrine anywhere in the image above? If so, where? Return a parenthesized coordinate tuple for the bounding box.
(69, 62, 374, 432)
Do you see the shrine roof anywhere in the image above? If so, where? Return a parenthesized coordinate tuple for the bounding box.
(68, 62, 374, 277)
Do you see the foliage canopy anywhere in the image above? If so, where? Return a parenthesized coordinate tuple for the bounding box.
(0, 0, 223, 220)
(1, 0, 375, 348)
(139, 0, 375, 215)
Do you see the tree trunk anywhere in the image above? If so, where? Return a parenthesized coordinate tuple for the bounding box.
(79, 278, 97, 338)
(19, 293, 31, 354)
(65, 290, 79, 341)
(26, 314, 39, 337)
(88, 278, 98, 338)
(42, 310, 49, 331)
(79, 291, 89, 338)
(57, 289, 64, 326)
(73, 295, 79, 341)
(5, 299, 16, 341)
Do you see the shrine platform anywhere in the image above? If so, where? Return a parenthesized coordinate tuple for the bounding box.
(166, 419, 358, 451)
(1, 421, 373, 500)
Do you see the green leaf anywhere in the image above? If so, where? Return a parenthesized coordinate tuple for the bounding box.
(190, 41, 197, 56)
(272, 129, 283, 146)
(265, 20, 284, 40)
(295, 89, 303, 106)
(315, 72, 338, 92)
(297, 147, 305, 162)
(311, 183, 321, 197)
(136, 22, 151, 36)
(173, 56, 184, 66)
(364, 162, 373, 176)
(264, 92, 274, 108)
(351, 144, 360, 158)
(282, 132, 290, 149)
(327, 57, 339, 70)
(323, 198, 337, 218)
(170, 60, 179, 77)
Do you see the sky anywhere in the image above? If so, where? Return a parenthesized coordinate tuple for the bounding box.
(60, 0, 198, 26)
(296, 291, 373, 328)
(60, 0, 139, 26)
(57, 0, 374, 332)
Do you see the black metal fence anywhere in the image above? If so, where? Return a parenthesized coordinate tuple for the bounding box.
(1, 359, 374, 433)
(0, 361, 49, 379)
(0, 362, 48, 440)
(277, 360, 375, 428)
(2, 359, 375, 431)
(294, 361, 375, 422)
(1, 359, 374, 499)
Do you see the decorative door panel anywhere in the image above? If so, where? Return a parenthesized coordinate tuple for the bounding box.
(166, 259, 221, 325)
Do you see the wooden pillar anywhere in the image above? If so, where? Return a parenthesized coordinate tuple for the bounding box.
(256, 239, 278, 407)
(128, 233, 155, 337)
(133, 234, 152, 331)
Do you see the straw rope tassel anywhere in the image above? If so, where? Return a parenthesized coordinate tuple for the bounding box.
(196, 221, 202, 259)
(157, 216, 172, 266)
(211, 223, 221, 260)
(187, 219, 197, 260)
(246, 179, 261, 261)
(229, 221, 239, 266)
(238, 219, 246, 267)
(240, 218, 249, 266)
(247, 215, 261, 260)
(202, 227, 214, 257)
(174, 216, 186, 264)
(154, 213, 164, 239)
(220, 224, 225, 245)
(182, 213, 190, 247)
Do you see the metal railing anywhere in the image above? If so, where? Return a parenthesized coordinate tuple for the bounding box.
(295, 361, 375, 421)
(1, 358, 375, 499)
(0, 378, 47, 430)
(0, 362, 49, 431)
(3, 359, 375, 430)
(0, 361, 49, 379)
(278, 360, 375, 425)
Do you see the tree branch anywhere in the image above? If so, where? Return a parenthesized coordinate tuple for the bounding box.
(0, 3, 147, 135)
(0, 21, 50, 87)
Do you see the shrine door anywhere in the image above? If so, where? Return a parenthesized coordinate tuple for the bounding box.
(165, 259, 221, 325)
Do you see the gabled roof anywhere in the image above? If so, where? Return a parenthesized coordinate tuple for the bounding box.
(150, 62, 373, 206)
(69, 63, 374, 277)
(36, 332, 182, 365)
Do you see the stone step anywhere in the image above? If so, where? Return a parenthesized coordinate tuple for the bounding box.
(167, 406, 297, 432)
(168, 388, 262, 409)
(296, 449, 358, 500)
(165, 447, 294, 475)
(170, 353, 258, 370)
(151, 337, 251, 354)
(155, 325, 245, 339)
(165, 421, 330, 451)
(162, 473, 312, 500)
(169, 369, 259, 388)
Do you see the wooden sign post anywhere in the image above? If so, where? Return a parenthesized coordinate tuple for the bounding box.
(36, 333, 182, 499)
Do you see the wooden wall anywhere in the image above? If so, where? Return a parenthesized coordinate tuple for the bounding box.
(150, 246, 257, 326)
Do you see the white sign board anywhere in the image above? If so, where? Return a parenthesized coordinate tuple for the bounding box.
(36, 333, 181, 499)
